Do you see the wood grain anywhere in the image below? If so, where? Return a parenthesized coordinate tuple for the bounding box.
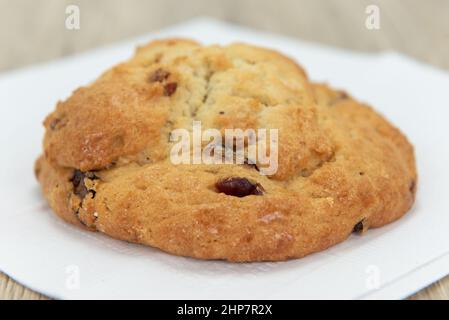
(0, 272, 47, 300)
(1, 0, 448, 300)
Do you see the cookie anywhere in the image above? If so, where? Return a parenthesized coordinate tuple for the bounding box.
(35, 39, 417, 261)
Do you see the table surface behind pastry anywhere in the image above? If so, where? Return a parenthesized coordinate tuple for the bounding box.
(1, 0, 448, 300)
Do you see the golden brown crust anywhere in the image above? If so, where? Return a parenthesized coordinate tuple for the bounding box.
(35, 39, 417, 261)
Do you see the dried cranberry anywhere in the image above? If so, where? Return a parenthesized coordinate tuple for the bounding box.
(149, 68, 170, 82)
(49, 118, 60, 130)
(215, 177, 264, 197)
(409, 179, 416, 193)
(164, 82, 178, 96)
(353, 219, 365, 234)
(71, 170, 98, 198)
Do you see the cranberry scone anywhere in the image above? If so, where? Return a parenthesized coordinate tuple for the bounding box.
(35, 39, 416, 262)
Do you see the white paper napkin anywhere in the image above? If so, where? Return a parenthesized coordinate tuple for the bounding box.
(1, 18, 449, 300)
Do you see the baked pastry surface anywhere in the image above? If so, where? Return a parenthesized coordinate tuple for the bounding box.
(35, 39, 416, 261)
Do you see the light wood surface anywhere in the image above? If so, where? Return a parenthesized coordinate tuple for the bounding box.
(1, 0, 448, 300)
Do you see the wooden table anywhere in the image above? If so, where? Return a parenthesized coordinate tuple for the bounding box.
(1, 0, 448, 300)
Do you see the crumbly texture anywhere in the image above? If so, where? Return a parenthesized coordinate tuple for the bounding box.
(35, 39, 417, 262)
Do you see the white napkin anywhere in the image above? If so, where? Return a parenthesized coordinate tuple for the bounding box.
(1, 18, 448, 300)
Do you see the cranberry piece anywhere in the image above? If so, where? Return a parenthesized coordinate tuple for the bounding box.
(215, 177, 264, 197)
(149, 68, 170, 82)
(164, 82, 178, 96)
